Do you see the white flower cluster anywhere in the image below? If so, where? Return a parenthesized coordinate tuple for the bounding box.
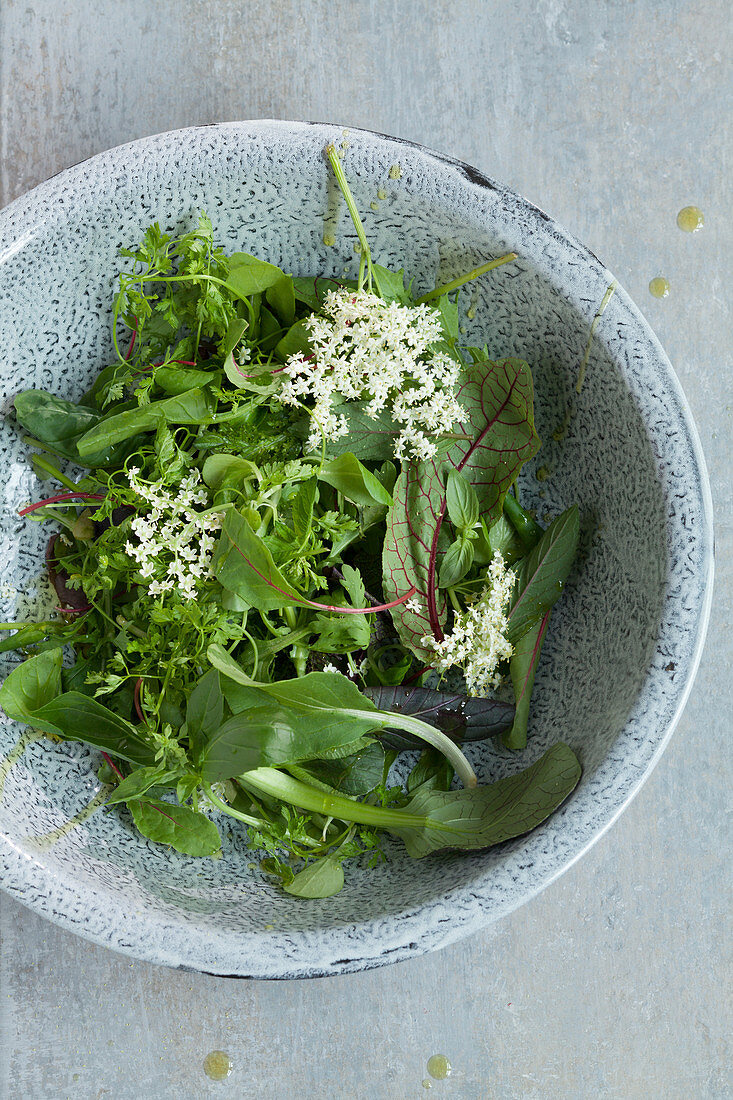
(123, 467, 222, 600)
(280, 288, 463, 460)
(424, 552, 516, 695)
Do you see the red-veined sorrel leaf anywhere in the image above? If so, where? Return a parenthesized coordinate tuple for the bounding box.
(383, 359, 540, 658)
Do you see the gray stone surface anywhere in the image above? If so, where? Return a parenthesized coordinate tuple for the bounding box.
(0, 1, 730, 1097)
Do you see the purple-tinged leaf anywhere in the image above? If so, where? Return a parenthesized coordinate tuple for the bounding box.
(362, 685, 514, 751)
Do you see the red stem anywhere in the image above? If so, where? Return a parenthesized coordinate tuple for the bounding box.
(102, 752, 124, 779)
(125, 323, 138, 361)
(133, 678, 144, 723)
(19, 492, 105, 516)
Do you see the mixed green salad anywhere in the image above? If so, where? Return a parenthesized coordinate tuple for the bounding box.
(0, 146, 581, 898)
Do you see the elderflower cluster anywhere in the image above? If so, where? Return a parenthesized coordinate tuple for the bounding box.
(123, 467, 223, 600)
(424, 552, 515, 696)
(280, 288, 463, 460)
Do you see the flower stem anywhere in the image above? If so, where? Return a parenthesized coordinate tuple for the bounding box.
(415, 252, 517, 304)
(325, 144, 380, 295)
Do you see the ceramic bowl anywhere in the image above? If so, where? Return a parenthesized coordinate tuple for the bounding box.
(0, 122, 713, 977)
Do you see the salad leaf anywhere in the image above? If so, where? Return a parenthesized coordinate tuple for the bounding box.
(503, 612, 550, 750)
(506, 505, 579, 644)
(318, 453, 394, 508)
(212, 508, 306, 611)
(76, 388, 214, 458)
(361, 685, 514, 750)
(283, 855, 344, 899)
(129, 798, 221, 857)
(0, 649, 63, 728)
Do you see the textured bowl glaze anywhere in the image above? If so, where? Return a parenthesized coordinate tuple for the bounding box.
(0, 122, 713, 978)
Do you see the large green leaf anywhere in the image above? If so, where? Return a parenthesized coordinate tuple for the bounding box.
(32, 692, 157, 765)
(283, 856, 344, 899)
(503, 613, 550, 750)
(394, 742, 581, 857)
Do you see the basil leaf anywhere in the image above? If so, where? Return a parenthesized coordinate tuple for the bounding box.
(318, 453, 394, 507)
(445, 469, 479, 530)
(438, 535, 474, 588)
(0, 650, 63, 731)
(128, 799, 221, 857)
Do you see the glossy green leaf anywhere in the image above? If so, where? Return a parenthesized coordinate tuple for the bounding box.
(503, 612, 550, 750)
(438, 535, 474, 588)
(0, 649, 63, 731)
(212, 508, 305, 611)
(318, 453, 394, 508)
(32, 692, 157, 765)
(106, 765, 180, 806)
(445, 469, 479, 530)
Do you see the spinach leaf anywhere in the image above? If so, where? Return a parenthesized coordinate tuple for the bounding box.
(154, 365, 216, 395)
(199, 701, 377, 781)
(76, 388, 213, 458)
(226, 253, 295, 325)
(13, 391, 127, 467)
(283, 855, 344, 899)
(506, 505, 579, 644)
(298, 741, 385, 796)
(438, 535, 474, 588)
(407, 747, 454, 793)
(0, 649, 63, 729)
(129, 798, 221, 857)
(318, 453, 394, 508)
(503, 612, 550, 750)
(361, 685, 514, 750)
(275, 318, 312, 361)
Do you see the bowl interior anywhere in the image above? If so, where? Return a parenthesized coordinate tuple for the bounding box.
(0, 122, 711, 976)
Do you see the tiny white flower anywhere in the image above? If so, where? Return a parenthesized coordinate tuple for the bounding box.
(405, 597, 422, 613)
(424, 552, 515, 696)
(323, 662, 340, 674)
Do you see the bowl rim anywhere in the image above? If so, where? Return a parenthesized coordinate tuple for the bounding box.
(0, 119, 715, 978)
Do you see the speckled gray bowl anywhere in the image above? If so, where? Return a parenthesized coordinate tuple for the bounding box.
(0, 122, 713, 978)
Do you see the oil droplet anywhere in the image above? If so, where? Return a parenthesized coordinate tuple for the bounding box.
(649, 276, 670, 299)
(377, 188, 387, 200)
(353, 241, 363, 254)
(0, 729, 45, 801)
(388, 163, 403, 180)
(323, 234, 335, 247)
(203, 1050, 232, 1081)
(677, 206, 704, 232)
(422, 1080, 433, 1089)
(72, 1073, 80, 1083)
(535, 465, 551, 482)
(370, 201, 379, 211)
(427, 1054, 452, 1080)
(264, 923, 275, 931)
(576, 280, 617, 393)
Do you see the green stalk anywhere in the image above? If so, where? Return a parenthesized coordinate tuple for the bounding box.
(202, 784, 264, 829)
(30, 455, 80, 492)
(415, 252, 517, 304)
(239, 768, 428, 829)
(503, 492, 544, 553)
(370, 710, 477, 788)
(282, 606, 308, 676)
(325, 144, 380, 294)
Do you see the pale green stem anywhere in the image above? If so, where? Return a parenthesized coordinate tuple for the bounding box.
(415, 252, 517, 304)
